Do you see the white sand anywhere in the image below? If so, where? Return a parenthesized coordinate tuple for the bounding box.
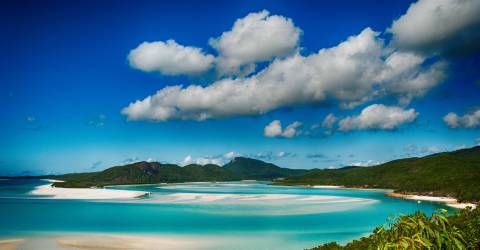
(387, 193, 477, 209)
(56, 234, 215, 250)
(30, 184, 149, 200)
(0, 239, 24, 250)
(312, 185, 344, 189)
(144, 192, 375, 205)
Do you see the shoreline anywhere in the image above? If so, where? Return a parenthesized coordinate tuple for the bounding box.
(289, 183, 477, 209)
(30, 180, 149, 200)
(0, 233, 218, 250)
(311, 185, 394, 192)
(31, 179, 478, 209)
(385, 192, 477, 209)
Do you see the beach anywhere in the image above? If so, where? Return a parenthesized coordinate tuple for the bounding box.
(0, 234, 217, 250)
(386, 193, 477, 209)
(30, 182, 149, 200)
(0, 239, 23, 250)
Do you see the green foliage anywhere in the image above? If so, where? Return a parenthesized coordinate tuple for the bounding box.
(310, 207, 480, 250)
(55, 161, 242, 188)
(223, 157, 307, 179)
(278, 146, 480, 202)
(449, 207, 480, 248)
(54, 157, 307, 188)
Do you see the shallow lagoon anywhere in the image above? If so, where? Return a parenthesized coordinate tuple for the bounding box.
(0, 179, 452, 249)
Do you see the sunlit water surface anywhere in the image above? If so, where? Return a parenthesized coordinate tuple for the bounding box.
(0, 179, 452, 249)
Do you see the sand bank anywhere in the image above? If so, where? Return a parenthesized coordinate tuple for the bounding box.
(56, 234, 215, 250)
(0, 239, 24, 250)
(386, 193, 477, 209)
(30, 184, 149, 200)
(145, 192, 375, 205)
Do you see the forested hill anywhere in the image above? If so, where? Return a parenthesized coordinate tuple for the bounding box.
(53, 157, 307, 188)
(20, 146, 480, 202)
(223, 157, 307, 179)
(276, 146, 480, 202)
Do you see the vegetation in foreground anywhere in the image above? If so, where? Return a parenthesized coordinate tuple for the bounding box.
(277, 146, 480, 202)
(310, 207, 480, 250)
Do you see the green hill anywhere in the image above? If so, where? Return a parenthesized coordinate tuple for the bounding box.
(277, 146, 480, 202)
(54, 157, 305, 188)
(55, 161, 241, 188)
(223, 157, 307, 179)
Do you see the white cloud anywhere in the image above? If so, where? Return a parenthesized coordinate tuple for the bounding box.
(122, 157, 140, 164)
(182, 155, 193, 165)
(350, 160, 380, 167)
(195, 157, 222, 166)
(181, 151, 241, 166)
(128, 39, 214, 76)
(209, 10, 301, 75)
(338, 104, 419, 131)
(146, 157, 155, 162)
(264, 120, 302, 138)
(476, 138, 480, 146)
(223, 151, 239, 159)
(277, 151, 296, 158)
(421, 146, 442, 154)
(443, 109, 480, 128)
(122, 28, 445, 121)
(321, 114, 337, 129)
(389, 0, 480, 55)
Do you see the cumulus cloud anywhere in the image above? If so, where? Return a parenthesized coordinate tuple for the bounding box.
(181, 151, 241, 166)
(321, 114, 337, 129)
(224, 151, 239, 159)
(476, 138, 480, 145)
(195, 156, 222, 166)
(264, 120, 302, 138)
(122, 157, 140, 164)
(277, 151, 296, 158)
(209, 10, 301, 75)
(181, 155, 193, 165)
(128, 39, 214, 76)
(389, 0, 480, 55)
(122, 28, 446, 121)
(350, 160, 380, 167)
(421, 146, 442, 154)
(247, 151, 295, 161)
(182, 155, 222, 165)
(338, 104, 419, 131)
(443, 109, 480, 128)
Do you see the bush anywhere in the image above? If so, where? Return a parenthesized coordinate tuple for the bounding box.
(310, 207, 480, 250)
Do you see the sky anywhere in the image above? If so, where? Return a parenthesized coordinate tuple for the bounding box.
(1, 0, 480, 175)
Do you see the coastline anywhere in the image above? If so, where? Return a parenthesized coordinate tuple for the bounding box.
(30, 180, 149, 200)
(291, 184, 477, 209)
(0, 233, 217, 250)
(311, 185, 394, 192)
(385, 193, 477, 209)
(31, 179, 477, 209)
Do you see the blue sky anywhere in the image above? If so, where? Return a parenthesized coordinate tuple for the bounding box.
(1, 0, 479, 175)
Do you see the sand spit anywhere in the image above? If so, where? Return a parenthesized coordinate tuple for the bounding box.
(30, 183, 148, 200)
(0, 239, 24, 250)
(56, 234, 215, 250)
(386, 193, 477, 209)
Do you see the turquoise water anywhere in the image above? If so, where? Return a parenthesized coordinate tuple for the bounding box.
(0, 179, 452, 249)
